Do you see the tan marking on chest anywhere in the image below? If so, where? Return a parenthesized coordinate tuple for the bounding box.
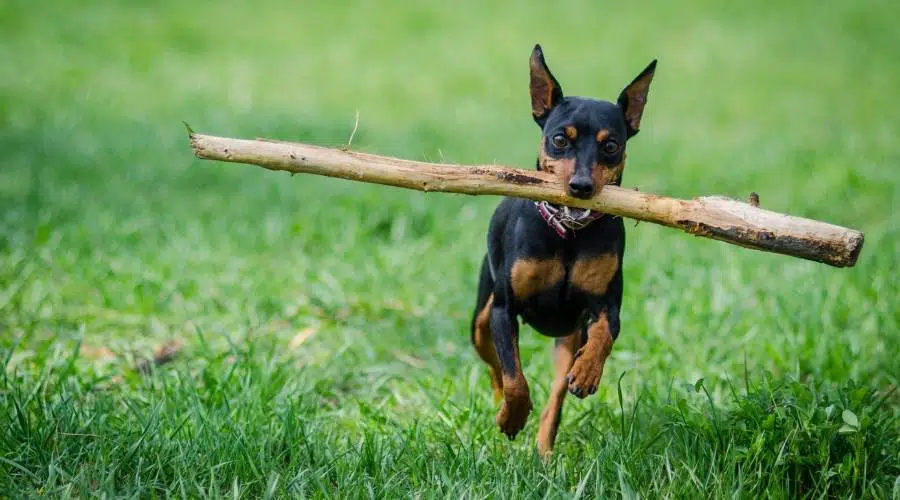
(511, 258, 564, 300)
(570, 254, 619, 295)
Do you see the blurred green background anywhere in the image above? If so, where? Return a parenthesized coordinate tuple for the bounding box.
(1, 0, 898, 496)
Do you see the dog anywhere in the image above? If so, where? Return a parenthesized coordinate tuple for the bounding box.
(470, 44, 656, 456)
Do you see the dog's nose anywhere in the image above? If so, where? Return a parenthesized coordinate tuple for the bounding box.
(567, 178, 594, 199)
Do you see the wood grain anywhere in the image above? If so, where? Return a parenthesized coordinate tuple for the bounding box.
(189, 132, 864, 267)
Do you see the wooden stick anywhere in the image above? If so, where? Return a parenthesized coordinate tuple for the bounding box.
(188, 131, 864, 268)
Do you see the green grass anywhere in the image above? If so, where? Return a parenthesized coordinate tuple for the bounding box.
(1, 0, 899, 497)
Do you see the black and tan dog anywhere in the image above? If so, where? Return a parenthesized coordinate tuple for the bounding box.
(470, 45, 656, 456)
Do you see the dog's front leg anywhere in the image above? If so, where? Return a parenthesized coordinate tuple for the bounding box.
(566, 300, 619, 398)
(490, 293, 532, 439)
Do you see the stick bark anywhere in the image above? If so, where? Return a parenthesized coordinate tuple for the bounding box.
(188, 131, 863, 268)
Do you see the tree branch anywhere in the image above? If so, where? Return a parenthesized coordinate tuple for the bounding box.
(188, 131, 863, 268)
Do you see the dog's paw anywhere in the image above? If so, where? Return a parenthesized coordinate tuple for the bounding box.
(496, 396, 532, 439)
(566, 348, 605, 398)
(536, 435, 555, 459)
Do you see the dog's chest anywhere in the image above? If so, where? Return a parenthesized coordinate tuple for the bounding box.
(510, 253, 618, 301)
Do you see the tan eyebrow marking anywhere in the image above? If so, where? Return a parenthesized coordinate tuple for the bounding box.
(596, 129, 610, 142)
(564, 126, 578, 140)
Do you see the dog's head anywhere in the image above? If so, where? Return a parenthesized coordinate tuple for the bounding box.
(530, 44, 656, 199)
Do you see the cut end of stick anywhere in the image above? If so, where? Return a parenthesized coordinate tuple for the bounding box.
(846, 231, 865, 267)
(185, 122, 204, 158)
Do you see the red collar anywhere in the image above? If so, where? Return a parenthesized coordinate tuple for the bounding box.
(534, 201, 606, 239)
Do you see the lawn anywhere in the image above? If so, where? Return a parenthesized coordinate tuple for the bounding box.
(1, 0, 899, 497)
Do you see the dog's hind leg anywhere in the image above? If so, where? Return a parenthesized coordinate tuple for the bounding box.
(471, 255, 503, 402)
(490, 290, 532, 439)
(536, 332, 582, 457)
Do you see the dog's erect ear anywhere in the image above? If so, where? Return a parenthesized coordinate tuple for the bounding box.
(530, 44, 564, 127)
(617, 60, 657, 138)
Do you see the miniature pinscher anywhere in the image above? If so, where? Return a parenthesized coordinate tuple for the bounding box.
(470, 44, 656, 456)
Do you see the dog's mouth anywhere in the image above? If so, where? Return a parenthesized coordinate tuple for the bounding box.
(542, 203, 600, 229)
(559, 205, 594, 222)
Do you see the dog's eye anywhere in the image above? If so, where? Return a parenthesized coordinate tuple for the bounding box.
(601, 140, 620, 155)
(550, 134, 569, 149)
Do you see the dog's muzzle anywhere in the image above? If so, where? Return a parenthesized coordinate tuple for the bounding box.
(534, 201, 606, 238)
